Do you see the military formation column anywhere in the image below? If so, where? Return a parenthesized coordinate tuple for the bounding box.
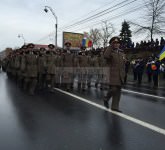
(1, 41, 109, 96)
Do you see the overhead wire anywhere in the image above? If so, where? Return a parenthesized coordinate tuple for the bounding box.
(58, 0, 137, 31)
(36, 0, 118, 43)
(59, 0, 117, 29)
(36, 0, 141, 43)
(69, 3, 147, 33)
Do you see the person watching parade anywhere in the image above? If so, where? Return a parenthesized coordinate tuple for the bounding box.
(103, 36, 126, 112)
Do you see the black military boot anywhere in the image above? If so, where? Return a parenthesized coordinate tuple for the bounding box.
(87, 82, 91, 88)
(95, 83, 98, 88)
(104, 100, 109, 109)
(103, 97, 109, 109)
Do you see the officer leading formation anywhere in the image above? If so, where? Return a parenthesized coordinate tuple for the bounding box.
(103, 37, 125, 112)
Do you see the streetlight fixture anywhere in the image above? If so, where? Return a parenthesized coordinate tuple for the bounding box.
(18, 34, 26, 45)
(44, 6, 58, 47)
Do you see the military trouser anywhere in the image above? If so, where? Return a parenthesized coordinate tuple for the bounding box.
(46, 74, 55, 89)
(24, 77, 37, 95)
(78, 70, 88, 90)
(87, 68, 93, 88)
(104, 85, 122, 110)
(17, 71, 25, 88)
(61, 71, 73, 91)
(38, 73, 46, 89)
(94, 69, 103, 88)
(55, 69, 61, 87)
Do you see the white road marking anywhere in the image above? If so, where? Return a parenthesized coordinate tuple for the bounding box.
(122, 89, 165, 100)
(54, 88, 165, 136)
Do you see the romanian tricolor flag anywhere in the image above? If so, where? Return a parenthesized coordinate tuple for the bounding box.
(82, 38, 93, 48)
(159, 46, 165, 61)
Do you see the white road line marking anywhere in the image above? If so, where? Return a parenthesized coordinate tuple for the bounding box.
(54, 88, 165, 136)
(122, 89, 165, 100)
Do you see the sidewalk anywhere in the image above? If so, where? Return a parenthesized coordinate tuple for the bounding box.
(126, 73, 165, 90)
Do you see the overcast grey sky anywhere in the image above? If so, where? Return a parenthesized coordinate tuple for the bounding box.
(0, 0, 152, 51)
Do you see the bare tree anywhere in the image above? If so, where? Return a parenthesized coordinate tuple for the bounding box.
(130, 0, 165, 41)
(89, 28, 101, 48)
(100, 21, 114, 48)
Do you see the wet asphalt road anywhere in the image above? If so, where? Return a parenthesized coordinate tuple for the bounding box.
(0, 72, 165, 150)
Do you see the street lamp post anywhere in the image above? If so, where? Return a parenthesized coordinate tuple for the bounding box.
(44, 6, 58, 47)
(18, 34, 25, 45)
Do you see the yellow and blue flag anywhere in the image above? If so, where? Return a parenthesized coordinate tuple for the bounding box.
(159, 46, 165, 61)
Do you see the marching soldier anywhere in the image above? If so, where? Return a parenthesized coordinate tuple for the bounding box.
(98, 48, 107, 90)
(14, 49, 22, 85)
(94, 49, 101, 88)
(55, 48, 62, 88)
(45, 44, 57, 91)
(77, 46, 89, 91)
(6, 52, 13, 78)
(18, 45, 27, 88)
(87, 49, 95, 88)
(103, 36, 125, 112)
(61, 41, 74, 91)
(23, 43, 38, 95)
(37, 47, 47, 90)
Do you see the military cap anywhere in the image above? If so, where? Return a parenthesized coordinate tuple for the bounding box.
(40, 47, 46, 51)
(21, 45, 27, 49)
(27, 43, 35, 48)
(109, 36, 121, 44)
(80, 46, 86, 50)
(48, 44, 55, 49)
(64, 41, 71, 46)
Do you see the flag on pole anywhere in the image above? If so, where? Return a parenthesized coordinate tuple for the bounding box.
(81, 38, 93, 48)
(81, 32, 93, 48)
(88, 40, 93, 47)
(159, 46, 165, 61)
(82, 39, 86, 47)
